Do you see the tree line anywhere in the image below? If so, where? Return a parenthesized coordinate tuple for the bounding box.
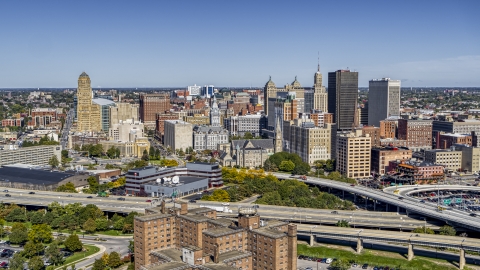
(216, 167, 354, 210)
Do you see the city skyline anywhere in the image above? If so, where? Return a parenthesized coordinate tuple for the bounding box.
(0, 1, 479, 88)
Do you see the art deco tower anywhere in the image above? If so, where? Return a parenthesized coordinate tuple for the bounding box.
(313, 61, 328, 112)
(77, 72, 101, 132)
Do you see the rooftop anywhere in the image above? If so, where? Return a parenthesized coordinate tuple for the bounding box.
(218, 250, 252, 263)
(135, 212, 173, 222)
(144, 261, 189, 270)
(92, 98, 115, 106)
(203, 227, 238, 237)
(253, 227, 287, 239)
(0, 166, 75, 185)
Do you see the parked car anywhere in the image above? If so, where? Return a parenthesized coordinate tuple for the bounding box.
(189, 199, 197, 203)
(5, 194, 11, 197)
(87, 196, 93, 199)
(28, 192, 35, 194)
(326, 258, 333, 264)
(146, 200, 152, 202)
(117, 197, 126, 201)
(2, 190, 8, 193)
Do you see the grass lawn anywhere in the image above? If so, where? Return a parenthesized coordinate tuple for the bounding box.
(63, 244, 100, 265)
(94, 230, 133, 236)
(5, 221, 32, 228)
(298, 244, 472, 270)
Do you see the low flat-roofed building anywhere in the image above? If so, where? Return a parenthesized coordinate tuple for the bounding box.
(142, 176, 208, 197)
(0, 165, 97, 190)
(126, 162, 222, 196)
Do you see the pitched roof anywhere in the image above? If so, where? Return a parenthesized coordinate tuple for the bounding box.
(231, 139, 274, 150)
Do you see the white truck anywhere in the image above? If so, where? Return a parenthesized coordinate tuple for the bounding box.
(200, 205, 233, 213)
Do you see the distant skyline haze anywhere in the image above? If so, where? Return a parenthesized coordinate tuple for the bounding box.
(0, 0, 479, 87)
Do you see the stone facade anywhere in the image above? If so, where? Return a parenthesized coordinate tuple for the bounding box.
(76, 72, 102, 133)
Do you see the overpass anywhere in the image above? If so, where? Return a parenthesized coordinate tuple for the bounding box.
(296, 225, 480, 269)
(273, 173, 480, 232)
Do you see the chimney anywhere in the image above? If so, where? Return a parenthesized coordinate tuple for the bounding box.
(180, 202, 188, 215)
(213, 244, 220, 264)
(160, 200, 166, 214)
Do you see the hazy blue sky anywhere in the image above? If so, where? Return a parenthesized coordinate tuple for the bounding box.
(0, 1, 479, 88)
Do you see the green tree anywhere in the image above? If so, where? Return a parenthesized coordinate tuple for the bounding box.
(45, 241, 64, 266)
(64, 234, 83, 252)
(128, 240, 134, 253)
(412, 226, 435, 234)
(95, 218, 109, 231)
(28, 224, 53, 243)
(83, 218, 97, 234)
(108, 251, 122, 268)
(9, 253, 27, 270)
(201, 189, 230, 202)
(141, 149, 149, 161)
(56, 182, 77, 193)
(28, 256, 45, 270)
(61, 150, 69, 159)
(243, 132, 254, 139)
(127, 263, 135, 270)
(149, 146, 155, 159)
(155, 148, 161, 160)
(106, 146, 118, 159)
(49, 155, 60, 168)
(330, 258, 351, 270)
(92, 258, 106, 270)
(113, 218, 125, 231)
(292, 161, 311, 175)
(29, 211, 45, 225)
(23, 241, 44, 258)
(439, 225, 456, 236)
(9, 222, 28, 244)
(279, 160, 295, 172)
(5, 207, 27, 222)
(336, 220, 350, 228)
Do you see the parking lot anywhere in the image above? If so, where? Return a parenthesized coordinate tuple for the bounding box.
(410, 190, 480, 213)
(297, 256, 374, 269)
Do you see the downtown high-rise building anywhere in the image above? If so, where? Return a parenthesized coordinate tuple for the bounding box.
(313, 63, 328, 112)
(76, 72, 101, 133)
(139, 93, 171, 129)
(368, 78, 401, 127)
(327, 70, 358, 131)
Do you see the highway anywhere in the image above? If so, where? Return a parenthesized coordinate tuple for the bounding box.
(0, 188, 149, 213)
(273, 173, 480, 232)
(0, 188, 441, 230)
(296, 224, 480, 252)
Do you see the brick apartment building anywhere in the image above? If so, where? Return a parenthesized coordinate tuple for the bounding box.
(140, 93, 171, 129)
(134, 202, 297, 270)
(397, 119, 433, 151)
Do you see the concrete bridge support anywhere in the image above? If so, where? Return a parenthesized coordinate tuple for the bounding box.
(407, 244, 414, 261)
(356, 238, 363, 253)
(309, 234, 315, 246)
(459, 248, 466, 269)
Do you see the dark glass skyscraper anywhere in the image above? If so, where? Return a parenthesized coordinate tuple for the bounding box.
(327, 70, 358, 130)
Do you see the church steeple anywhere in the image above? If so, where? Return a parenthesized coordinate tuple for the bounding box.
(274, 115, 283, 153)
(210, 95, 220, 127)
(314, 57, 324, 93)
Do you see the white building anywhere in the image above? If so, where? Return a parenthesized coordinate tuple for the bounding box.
(188, 84, 201, 96)
(109, 119, 145, 142)
(164, 120, 193, 151)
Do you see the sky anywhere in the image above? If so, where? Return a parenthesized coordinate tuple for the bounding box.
(0, 1, 479, 88)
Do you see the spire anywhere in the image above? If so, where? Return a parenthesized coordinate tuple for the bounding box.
(317, 52, 320, 72)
